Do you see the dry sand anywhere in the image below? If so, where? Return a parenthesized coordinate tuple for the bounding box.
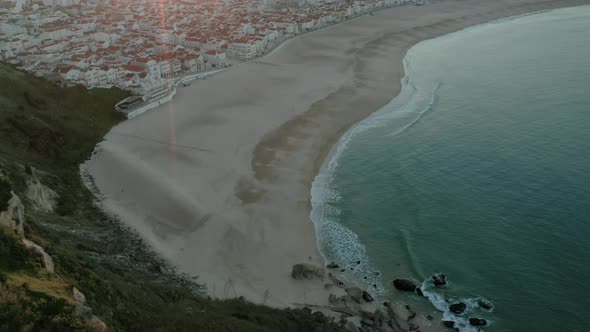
(86, 0, 590, 308)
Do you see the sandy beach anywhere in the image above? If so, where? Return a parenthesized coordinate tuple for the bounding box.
(86, 0, 589, 310)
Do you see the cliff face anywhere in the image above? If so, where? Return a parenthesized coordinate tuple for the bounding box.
(1, 165, 107, 330)
(0, 191, 25, 237)
(25, 170, 58, 213)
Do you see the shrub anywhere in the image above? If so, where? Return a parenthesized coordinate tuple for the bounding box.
(0, 176, 11, 212)
(0, 227, 32, 271)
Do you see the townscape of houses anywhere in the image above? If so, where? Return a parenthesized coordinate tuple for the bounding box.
(0, 0, 419, 100)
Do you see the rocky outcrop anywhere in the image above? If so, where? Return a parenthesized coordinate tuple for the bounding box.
(291, 263, 325, 280)
(360, 310, 375, 328)
(344, 319, 362, 332)
(449, 302, 466, 314)
(415, 287, 424, 297)
(23, 239, 55, 273)
(362, 290, 374, 302)
(327, 261, 340, 269)
(442, 320, 455, 328)
(73, 287, 108, 332)
(25, 170, 58, 212)
(0, 191, 54, 273)
(345, 287, 364, 304)
(73, 287, 87, 304)
(329, 295, 439, 332)
(373, 309, 386, 328)
(393, 279, 416, 291)
(478, 298, 493, 310)
(387, 303, 415, 331)
(328, 293, 360, 312)
(469, 317, 487, 326)
(431, 273, 447, 287)
(0, 192, 25, 237)
(328, 272, 345, 287)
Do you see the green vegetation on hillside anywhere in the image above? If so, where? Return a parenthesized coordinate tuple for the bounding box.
(0, 62, 343, 331)
(0, 176, 10, 211)
(0, 226, 89, 331)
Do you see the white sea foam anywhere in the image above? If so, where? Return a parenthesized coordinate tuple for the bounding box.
(310, 49, 440, 298)
(421, 279, 493, 332)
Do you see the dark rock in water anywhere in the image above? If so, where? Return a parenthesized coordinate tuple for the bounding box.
(393, 279, 417, 291)
(426, 314, 434, 321)
(416, 287, 424, 297)
(327, 261, 339, 269)
(363, 276, 367, 279)
(383, 301, 390, 307)
(356, 260, 361, 265)
(432, 273, 447, 286)
(469, 318, 487, 326)
(340, 269, 346, 272)
(449, 302, 467, 314)
(478, 298, 493, 310)
(373, 284, 377, 288)
(362, 291, 374, 302)
(442, 320, 455, 328)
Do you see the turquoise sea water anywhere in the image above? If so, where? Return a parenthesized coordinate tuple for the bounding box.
(311, 6, 590, 331)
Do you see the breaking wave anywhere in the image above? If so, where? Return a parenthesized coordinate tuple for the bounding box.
(310, 50, 440, 298)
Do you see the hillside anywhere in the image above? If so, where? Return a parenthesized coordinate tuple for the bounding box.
(0, 62, 343, 331)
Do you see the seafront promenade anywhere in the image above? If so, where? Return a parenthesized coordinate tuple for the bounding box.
(115, 69, 226, 119)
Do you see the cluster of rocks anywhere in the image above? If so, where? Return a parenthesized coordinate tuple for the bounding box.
(393, 273, 492, 330)
(291, 261, 497, 331)
(325, 260, 381, 290)
(345, 302, 430, 332)
(329, 288, 434, 332)
(442, 298, 492, 329)
(291, 262, 440, 332)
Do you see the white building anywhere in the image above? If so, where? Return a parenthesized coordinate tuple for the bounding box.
(227, 40, 257, 59)
(146, 60, 161, 78)
(106, 67, 124, 83)
(203, 50, 226, 68)
(158, 58, 172, 77)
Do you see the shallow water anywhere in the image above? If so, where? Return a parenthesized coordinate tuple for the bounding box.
(311, 6, 590, 331)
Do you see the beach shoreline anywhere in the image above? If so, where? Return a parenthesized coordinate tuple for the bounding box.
(85, 0, 590, 321)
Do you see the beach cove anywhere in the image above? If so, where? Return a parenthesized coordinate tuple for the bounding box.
(312, 4, 590, 331)
(86, 0, 590, 325)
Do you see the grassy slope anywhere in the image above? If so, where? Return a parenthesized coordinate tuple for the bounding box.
(0, 62, 343, 331)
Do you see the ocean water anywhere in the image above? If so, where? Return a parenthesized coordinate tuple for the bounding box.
(311, 6, 590, 331)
